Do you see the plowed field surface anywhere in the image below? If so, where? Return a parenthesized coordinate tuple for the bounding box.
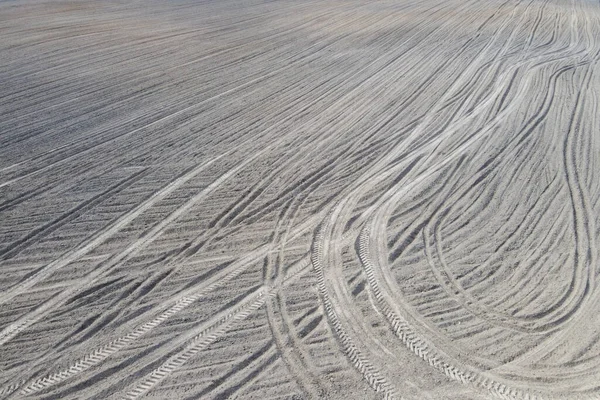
(2, 0, 600, 399)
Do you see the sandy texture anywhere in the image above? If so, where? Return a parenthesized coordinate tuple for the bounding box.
(1, 0, 600, 399)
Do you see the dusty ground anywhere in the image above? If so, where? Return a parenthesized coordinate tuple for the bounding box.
(1, 0, 600, 399)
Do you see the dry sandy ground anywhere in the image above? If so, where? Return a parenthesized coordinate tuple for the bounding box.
(1, 0, 600, 399)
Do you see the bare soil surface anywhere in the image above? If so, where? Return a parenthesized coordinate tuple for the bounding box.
(1, 0, 600, 399)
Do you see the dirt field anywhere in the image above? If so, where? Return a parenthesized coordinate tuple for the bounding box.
(1, 0, 600, 398)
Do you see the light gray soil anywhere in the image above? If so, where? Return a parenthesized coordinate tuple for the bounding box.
(1, 0, 600, 399)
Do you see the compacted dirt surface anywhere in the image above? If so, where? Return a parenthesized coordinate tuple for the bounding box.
(1, 0, 600, 399)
